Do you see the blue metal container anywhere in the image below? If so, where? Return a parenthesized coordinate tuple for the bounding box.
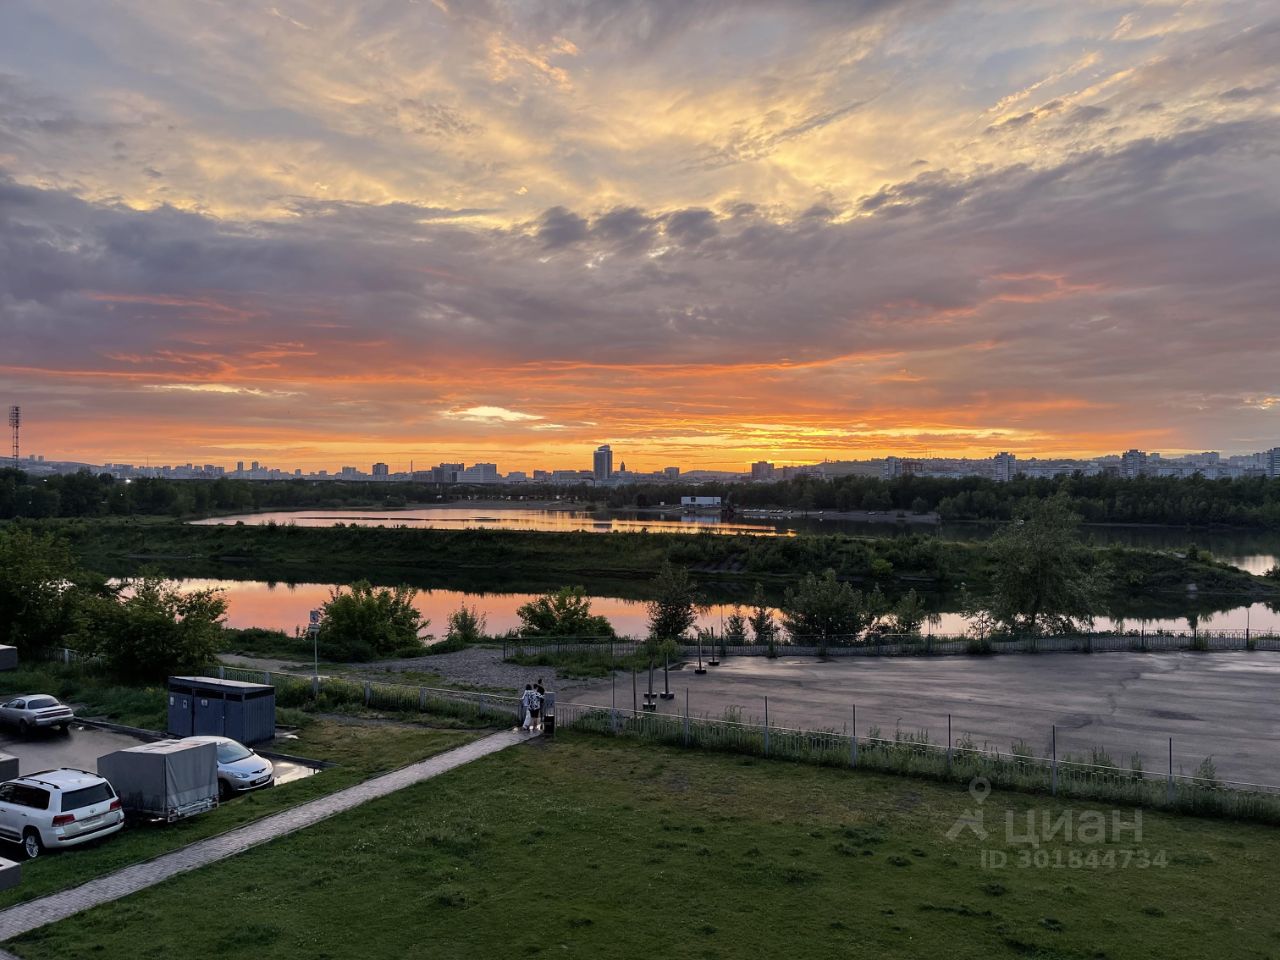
(167, 677, 275, 745)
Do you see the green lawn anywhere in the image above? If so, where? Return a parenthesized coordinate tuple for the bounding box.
(9, 733, 1278, 959)
(0, 719, 476, 910)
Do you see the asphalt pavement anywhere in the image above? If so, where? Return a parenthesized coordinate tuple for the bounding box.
(0, 725, 317, 787)
(569, 651, 1280, 785)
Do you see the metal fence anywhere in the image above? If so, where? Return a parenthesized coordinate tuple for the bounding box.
(218, 663, 1280, 823)
(502, 628, 1280, 662)
(26, 651, 1280, 823)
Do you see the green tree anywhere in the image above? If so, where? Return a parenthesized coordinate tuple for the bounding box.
(516, 587, 615, 638)
(0, 527, 87, 655)
(316, 580, 427, 660)
(724, 606, 748, 643)
(887, 588, 931, 635)
(646, 561, 699, 641)
(780, 569, 874, 646)
(445, 604, 487, 644)
(87, 576, 227, 681)
(984, 497, 1100, 635)
(747, 583, 777, 648)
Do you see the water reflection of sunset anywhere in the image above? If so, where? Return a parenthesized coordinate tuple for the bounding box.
(166, 579, 1277, 641)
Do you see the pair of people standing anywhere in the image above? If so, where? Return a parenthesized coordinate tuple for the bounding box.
(520, 679, 545, 732)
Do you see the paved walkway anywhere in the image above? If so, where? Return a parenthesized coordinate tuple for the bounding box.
(0, 729, 533, 954)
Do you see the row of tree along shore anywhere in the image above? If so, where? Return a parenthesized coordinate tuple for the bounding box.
(5, 467, 1280, 528)
(7, 499, 1277, 674)
(41, 499, 1279, 603)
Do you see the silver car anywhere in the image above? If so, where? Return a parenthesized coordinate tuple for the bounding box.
(0, 695, 74, 735)
(181, 736, 274, 800)
(0, 768, 124, 859)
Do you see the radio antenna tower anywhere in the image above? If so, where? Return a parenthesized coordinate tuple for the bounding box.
(7, 406, 18, 466)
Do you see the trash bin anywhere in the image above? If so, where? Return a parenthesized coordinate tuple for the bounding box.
(543, 713, 555, 737)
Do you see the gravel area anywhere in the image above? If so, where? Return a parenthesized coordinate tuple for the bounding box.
(220, 645, 597, 695)
(369, 645, 590, 693)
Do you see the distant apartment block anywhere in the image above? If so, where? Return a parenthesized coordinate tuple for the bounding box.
(750, 460, 775, 481)
(593, 444, 613, 481)
(881, 456, 923, 480)
(371, 462, 389, 479)
(457, 463, 499, 483)
(1120, 449, 1148, 479)
(993, 451, 1016, 483)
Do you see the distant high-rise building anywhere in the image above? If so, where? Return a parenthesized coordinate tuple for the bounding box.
(372, 462, 389, 479)
(251, 460, 260, 472)
(750, 461, 775, 481)
(593, 444, 613, 481)
(993, 451, 1016, 483)
(881, 456, 922, 480)
(1267, 447, 1280, 478)
(1120, 449, 1148, 479)
(663, 466, 680, 480)
(236, 461, 244, 473)
(340, 465, 358, 478)
(458, 462, 498, 483)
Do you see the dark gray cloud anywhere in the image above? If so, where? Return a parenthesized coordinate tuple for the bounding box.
(535, 206, 590, 248)
(664, 208, 718, 245)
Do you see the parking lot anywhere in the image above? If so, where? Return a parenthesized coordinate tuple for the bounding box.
(0, 725, 319, 787)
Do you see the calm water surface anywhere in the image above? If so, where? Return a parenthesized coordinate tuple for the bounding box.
(173, 578, 1280, 639)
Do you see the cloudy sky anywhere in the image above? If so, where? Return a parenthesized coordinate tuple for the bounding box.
(1, 0, 1277, 471)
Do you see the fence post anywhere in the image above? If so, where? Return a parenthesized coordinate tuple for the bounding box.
(947, 714, 952, 771)
(312, 675, 319, 699)
(364, 682, 371, 706)
(419, 687, 426, 711)
(1167, 737, 1174, 804)
(763, 696, 770, 757)
(264, 671, 271, 687)
(631, 667, 637, 714)
(1051, 725, 1057, 796)
(850, 704, 857, 768)
(683, 688, 690, 747)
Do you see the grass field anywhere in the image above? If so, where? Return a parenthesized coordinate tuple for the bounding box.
(0, 719, 476, 910)
(9, 733, 1278, 959)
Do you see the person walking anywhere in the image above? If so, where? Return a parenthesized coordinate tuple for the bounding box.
(528, 682, 543, 732)
(520, 684, 536, 732)
(534, 678, 547, 732)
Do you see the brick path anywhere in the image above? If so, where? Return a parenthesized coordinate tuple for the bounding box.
(0, 729, 533, 955)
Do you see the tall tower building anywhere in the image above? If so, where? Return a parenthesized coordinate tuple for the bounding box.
(593, 444, 613, 481)
(1120, 449, 1148, 479)
(993, 451, 1016, 483)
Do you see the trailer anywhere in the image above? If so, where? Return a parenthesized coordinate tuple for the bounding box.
(97, 739, 219, 822)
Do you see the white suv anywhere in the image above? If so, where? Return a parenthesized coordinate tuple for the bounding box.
(0, 769, 125, 859)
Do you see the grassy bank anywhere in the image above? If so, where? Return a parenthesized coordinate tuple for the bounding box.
(11, 734, 1280, 959)
(35, 517, 1280, 608)
(0, 717, 476, 910)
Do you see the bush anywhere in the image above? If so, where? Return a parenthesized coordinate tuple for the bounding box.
(516, 587, 615, 638)
(446, 604, 487, 644)
(83, 576, 227, 682)
(316, 581, 427, 661)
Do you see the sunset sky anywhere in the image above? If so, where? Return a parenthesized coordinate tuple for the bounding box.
(2, 1, 1278, 472)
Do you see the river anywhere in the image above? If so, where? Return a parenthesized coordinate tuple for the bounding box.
(167, 577, 1280, 639)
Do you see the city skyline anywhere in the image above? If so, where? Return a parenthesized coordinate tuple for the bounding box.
(11, 438, 1280, 484)
(2, 3, 1278, 470)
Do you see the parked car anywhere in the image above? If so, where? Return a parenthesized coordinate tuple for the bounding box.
(181, 736, 274, 800)
(0, 768, 124, 859)
(0, 695, 74, 735)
